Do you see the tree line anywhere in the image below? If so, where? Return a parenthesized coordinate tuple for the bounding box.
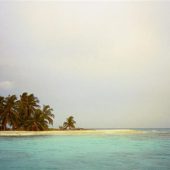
(0, 92, 54, 131)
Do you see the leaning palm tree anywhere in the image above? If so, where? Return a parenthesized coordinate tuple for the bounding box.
(0, 95, 18, 130)
(63, 116, 76, 130)
(24, 109, 48, 131)
(24, 106, 54, 131)
(42, 105, 55, 126)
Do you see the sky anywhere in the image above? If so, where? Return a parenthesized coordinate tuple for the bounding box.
(0, 1, 170, 128)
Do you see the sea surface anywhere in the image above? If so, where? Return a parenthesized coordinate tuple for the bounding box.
(0, 129, 170, 170)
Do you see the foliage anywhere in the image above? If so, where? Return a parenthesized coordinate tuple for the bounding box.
(0, 93, 55, 131)
(62, 116, 76, 130)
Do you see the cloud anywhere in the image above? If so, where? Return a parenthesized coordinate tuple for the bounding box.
(0, 81, 14, 90)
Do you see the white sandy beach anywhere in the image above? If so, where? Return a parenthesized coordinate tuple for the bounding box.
(0, 129, 144, 136)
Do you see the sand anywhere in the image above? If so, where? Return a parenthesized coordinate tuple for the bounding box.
(0, 129, 144, 136)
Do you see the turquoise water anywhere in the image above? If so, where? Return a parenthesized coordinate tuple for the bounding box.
(0, 129, 170, 170)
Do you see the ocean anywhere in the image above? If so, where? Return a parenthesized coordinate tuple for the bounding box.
(0, 129, 170, 170)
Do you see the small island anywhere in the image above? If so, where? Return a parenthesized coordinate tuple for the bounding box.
(0, 92, 142, 136)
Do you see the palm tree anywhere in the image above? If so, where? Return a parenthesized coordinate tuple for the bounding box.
(0, 95, 18, 130)
(0, 96, 5, 130)
(24, 106, 54, 131)
(17, 92, 40, 129)
(63, 116, 76, 130)
(24, 109, 49, 131)
(0, 96, 4, 110)
(42, 105, 55, 126)
(0, 96, 5, 115)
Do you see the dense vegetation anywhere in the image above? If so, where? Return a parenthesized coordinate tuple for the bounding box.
(0, 92, 54, 131)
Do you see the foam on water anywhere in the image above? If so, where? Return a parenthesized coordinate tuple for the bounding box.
(0, 129, 170, 170)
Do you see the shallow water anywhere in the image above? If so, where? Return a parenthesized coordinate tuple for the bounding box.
(0, 129, 170, 170)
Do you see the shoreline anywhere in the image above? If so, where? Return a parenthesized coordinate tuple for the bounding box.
(0, 129, 144, 136)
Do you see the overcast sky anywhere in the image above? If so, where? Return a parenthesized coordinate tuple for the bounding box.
(0, 1, 170, 128)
